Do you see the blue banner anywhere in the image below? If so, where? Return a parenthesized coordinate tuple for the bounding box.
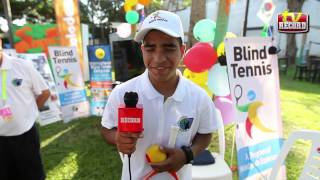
(237, 138, 284, 179)
(59, 90, 87, 106)
(88, 45, 112, 81)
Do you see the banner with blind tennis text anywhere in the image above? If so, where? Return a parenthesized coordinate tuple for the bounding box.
(225, 37, 285, 180)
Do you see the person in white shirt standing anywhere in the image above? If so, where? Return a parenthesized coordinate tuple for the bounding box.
(101, 10, 218, 179)
(0, 38, 50, 180)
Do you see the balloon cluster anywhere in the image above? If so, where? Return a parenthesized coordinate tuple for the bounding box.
(183, 18, 238, 125)
(117, 0, 151, 38)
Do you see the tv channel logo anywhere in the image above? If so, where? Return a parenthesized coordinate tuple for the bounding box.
(277, 11, 309, 33)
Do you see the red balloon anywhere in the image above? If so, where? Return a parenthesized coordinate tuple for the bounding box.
(184, 42, 217, 73)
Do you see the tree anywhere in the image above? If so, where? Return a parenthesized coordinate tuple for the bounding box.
(187, 0, 206, 48)
(286, 0, 305, 64)
(0, 0, 55, 23)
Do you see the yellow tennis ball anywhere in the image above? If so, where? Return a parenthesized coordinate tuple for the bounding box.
(146, 144, 167, 163)
(95, 48, 105, 59)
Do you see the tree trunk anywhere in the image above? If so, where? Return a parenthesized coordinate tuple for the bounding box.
(286, 0, 305, 64)
(187, 0, 206, 48)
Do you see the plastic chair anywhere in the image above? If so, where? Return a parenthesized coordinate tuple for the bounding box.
(269, 130, 320, 180)
(192, 108, 232, 180)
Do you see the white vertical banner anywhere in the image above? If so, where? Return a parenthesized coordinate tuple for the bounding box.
(225, 37, 286, 180)
(17, 53, 62, 126)
(48, 46, 90, 122)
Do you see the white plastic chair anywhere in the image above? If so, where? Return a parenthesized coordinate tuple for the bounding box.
(192, 108, 232, 180)
(269, 130, 320, 180)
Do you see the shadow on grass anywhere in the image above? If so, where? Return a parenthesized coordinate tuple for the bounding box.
(39, 117, 122, 180)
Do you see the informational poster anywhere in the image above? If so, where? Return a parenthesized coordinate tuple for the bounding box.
(17, 53, 61, 126)
(48, 46, 89, 122)
(225, 37, 285, 180)
(54, 0, 84, 74)
(3, 49, 17, 57)
(87, 45, 112, 116)
(87, 45, 112, 81)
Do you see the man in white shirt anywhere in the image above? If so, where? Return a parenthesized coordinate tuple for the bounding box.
(101, 10, 218, 179)
(0, 38, 50, 180)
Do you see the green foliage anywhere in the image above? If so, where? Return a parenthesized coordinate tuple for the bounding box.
(0, 0, 55, 23)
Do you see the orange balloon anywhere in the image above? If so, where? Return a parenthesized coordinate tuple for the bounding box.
(138, 0, 151, 6)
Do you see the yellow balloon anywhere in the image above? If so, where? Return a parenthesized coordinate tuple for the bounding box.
(95, 48, 105, 60)
(146, 144, 167, 163)
(125, 0, 138, 6)
(124, 2, 132, 12)
(183, 68, 212, 97)
(217, 42, 225, 57)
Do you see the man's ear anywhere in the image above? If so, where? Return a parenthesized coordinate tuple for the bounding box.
(140, 44, 144, 51)
(180, 44, 186, 58)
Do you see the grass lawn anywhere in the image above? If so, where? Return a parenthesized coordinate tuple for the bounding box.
(39, 67, 320, 180)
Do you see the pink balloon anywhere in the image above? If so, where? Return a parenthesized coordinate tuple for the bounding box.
(183, 42, 217, 73)
(214, 96, 236, 125)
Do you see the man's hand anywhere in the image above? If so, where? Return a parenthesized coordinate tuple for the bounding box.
(149, 146, 186, 173)
(36, 89, 50, 109)
(115, 131, 143, 154)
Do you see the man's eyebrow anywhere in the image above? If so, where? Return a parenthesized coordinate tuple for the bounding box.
(143, 44, 156, 48)
(162, 43, 178, 48)
(143, 42, 178, 48)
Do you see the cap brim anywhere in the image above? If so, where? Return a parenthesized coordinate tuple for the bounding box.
(134, 26, 180, 42)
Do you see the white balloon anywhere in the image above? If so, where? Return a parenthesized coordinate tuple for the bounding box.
(208, 63, 230, 96)
(0, 24, 9, 32)
(117, 23, 132, 38)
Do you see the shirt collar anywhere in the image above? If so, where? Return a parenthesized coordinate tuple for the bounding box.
(0, 53, 12, 70)
(171, 70, 186, 102)
(141, 69, 186, 102)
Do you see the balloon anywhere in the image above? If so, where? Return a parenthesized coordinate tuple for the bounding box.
(117, 23, 132, 38)
(124, 2, 132, 12)
(225, 32, 237, 38)
(214, 96, 236, 125)
(183, 42, 217, 73)
(183, 68, 212, 97)
(217, 42, 225, 57)
(95, 48, 105, 59)
(208, 63, 230, 96)
(193, 19, 216, 42)
(125, 10, 139, 24)
(138, 0, 151, 6)
(125, 0, 138, 6)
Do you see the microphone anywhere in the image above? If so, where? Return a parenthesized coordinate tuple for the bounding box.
(118, 92, 143, 180)
(118, 92, 143, 133)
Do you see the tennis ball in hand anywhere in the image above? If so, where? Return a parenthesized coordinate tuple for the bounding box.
(146, 144, 167, 163)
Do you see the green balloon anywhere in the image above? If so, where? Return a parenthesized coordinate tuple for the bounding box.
(193, 19, 216, 42)
(126, 11, 139, 24)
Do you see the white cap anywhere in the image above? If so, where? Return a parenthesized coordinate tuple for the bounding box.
(134, 10, 184, 42)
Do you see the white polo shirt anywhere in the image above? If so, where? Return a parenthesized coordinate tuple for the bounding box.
(0, 53, 48, 136)
(102, 70, 218, 180)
